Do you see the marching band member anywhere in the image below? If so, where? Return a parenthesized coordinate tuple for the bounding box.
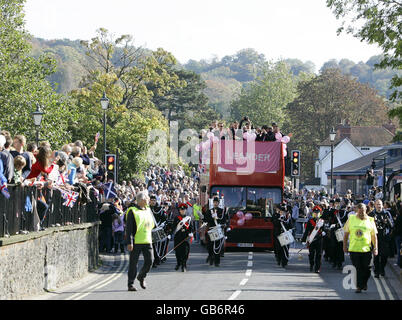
(172, 203, 193, 272)
(204, 197, 227, 267)
(160, 201, 173, 263)
(273, 204, 292, 268)
(369, 199, 394, 278)
(150, 195, 167, 268)
(321, 201, 332, 264)
(328, 200, 348, 270)
(302, 205, 325, 273)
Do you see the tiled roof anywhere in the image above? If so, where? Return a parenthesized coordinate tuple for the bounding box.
(318, 126, 394, 147)
(325, 145, 402, 176)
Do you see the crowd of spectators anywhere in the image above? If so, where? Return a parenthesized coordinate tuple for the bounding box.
(0, 130, 107, 230)
(110, 165, 200, 213)
(98, 165, 202, 253)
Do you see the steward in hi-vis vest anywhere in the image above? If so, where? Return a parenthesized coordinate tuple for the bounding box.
(125, 192, 155, 292)
(343, 203, 378, 293)
(126, 206, 155, 245)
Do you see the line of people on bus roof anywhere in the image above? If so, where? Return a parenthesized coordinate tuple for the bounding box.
(203, 116, 290, 142)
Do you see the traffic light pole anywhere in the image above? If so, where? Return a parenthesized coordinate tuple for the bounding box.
(331, 142, 334, 197)
(103, 110, 107, 165)
(116, 148, 119, 184)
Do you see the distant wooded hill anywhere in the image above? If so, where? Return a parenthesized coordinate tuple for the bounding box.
(30, 38, 400, 119)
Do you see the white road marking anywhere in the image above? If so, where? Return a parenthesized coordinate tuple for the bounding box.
(372, 272, 386, 300)
(228, 252, 253, 300)
(228, 290, 242, 300)
(379, 277, 394, 300)
(66, 254, 128, 300)
(239, 279, 248, 286)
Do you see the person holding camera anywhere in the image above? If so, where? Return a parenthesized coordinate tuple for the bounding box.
(369, 199, 394, 278)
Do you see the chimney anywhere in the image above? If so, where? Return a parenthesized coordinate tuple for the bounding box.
(338, 119, 351, 140)
(383, 120, 396, 135)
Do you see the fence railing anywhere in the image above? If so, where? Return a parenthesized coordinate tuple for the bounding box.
(0, 185, 100, 238)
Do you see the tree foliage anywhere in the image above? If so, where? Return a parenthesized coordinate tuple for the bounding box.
(286, 68, 390, 179)
(70, 29, 214, 179)
(230, 61, 297, 126)
(327, 0, 402, 101)
(0, 0, 74, 147)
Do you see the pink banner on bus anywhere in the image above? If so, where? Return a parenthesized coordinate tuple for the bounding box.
(217, 141, 281, 173)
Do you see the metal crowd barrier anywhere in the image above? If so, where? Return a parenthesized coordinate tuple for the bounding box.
(0, 185, 100, 238)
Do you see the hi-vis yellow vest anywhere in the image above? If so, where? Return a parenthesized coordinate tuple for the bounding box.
(345, 215, 375, 253)
(127, 207, 155, 244)
(193, 204, 201, 221)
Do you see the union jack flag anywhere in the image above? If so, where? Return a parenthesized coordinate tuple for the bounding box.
(62, 191, 79, 208)
(0, 183, 10, 199)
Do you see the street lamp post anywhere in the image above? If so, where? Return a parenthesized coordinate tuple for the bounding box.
(329, 127, 336, 197)
(32, 104, 44, 146)
(100, 92, 109, 164)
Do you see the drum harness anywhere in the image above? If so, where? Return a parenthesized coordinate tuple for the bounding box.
(151, 207, 168, 260)
(211, 209, 226, 255)
(278, 217, 295, 261)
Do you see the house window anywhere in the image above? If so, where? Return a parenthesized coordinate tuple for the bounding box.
(361, 147, 370, 151)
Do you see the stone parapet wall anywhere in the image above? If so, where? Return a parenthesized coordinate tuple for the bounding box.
(0, 222, 100, 300)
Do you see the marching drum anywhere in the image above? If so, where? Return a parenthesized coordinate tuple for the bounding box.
(207, 225, 224, 241)
(277, 230, 295, 247)
(335, 228, 344, 242)
(152, 227, 168, 243)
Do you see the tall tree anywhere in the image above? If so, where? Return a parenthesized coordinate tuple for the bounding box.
(71, 29, 194, 179)
(230, 61, 297, 126)
(286, 68, 389, 179)
(0, 0, 74, 147)
(150, 69, 217, 130)
(327, 0, 402, 101)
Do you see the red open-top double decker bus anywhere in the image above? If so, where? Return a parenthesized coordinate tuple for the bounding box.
(199, 140, 285, 249)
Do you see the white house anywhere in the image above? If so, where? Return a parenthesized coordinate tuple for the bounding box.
(315, 120, 395, 188)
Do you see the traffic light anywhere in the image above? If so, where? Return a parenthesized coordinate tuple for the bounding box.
(106, 154, 116, 182)
(291, 150, 300, 177)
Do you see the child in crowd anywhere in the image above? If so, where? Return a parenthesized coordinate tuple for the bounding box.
(12, 155, 26, 185)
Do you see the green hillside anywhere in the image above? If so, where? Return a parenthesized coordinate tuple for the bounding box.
(29, 38, 401, 119)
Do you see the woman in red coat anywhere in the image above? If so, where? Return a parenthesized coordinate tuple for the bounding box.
(25, 146, 53, 180)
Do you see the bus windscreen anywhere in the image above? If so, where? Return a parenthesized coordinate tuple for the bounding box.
(210, 186, 282, 210)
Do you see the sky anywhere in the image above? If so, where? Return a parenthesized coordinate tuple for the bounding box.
(24, 0, 382, 71)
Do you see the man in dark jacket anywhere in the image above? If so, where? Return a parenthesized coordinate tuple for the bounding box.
(150, 195, 167, 267)
(204, 197, 227, 267)
(302, 206, 325, 273)
(0, 135, 14, 183)
(99, 202, 116, 253)
(369, 199, 394, 277)
(172, 203, 193, 272)
(393, 209, 402, 268)
(273, 204, 292, 268)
